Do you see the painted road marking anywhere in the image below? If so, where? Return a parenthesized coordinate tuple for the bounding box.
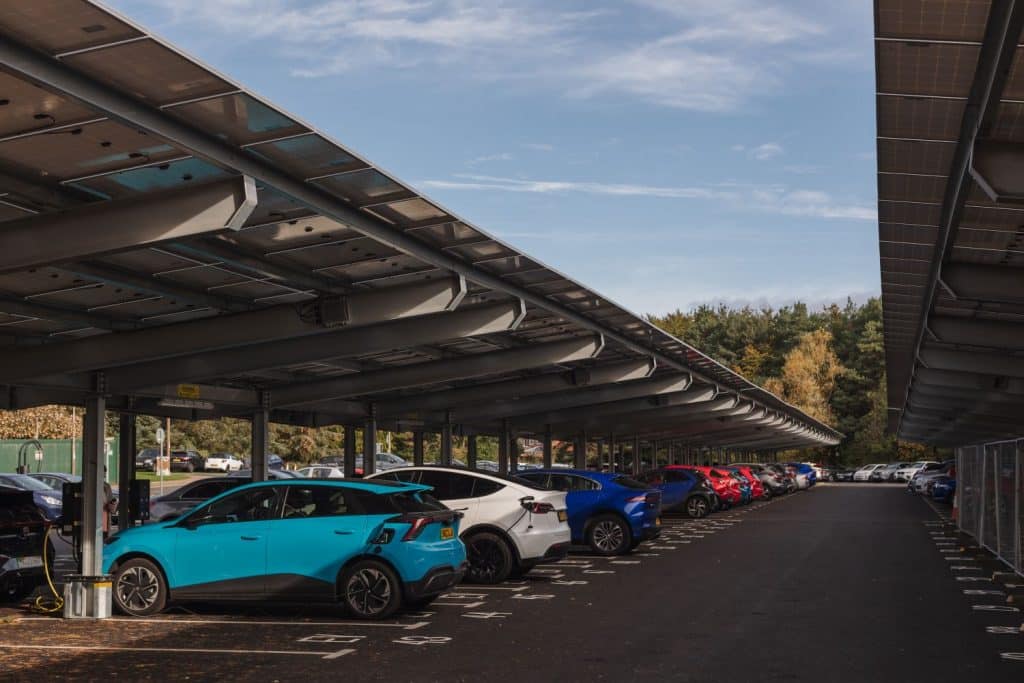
(462, 612, 512, 619)
(298, 634, 366, 645)
(999, 653, 1024, 661)
(0, 644, 340, 658)
(985, 626, 1023, 634)
(393, 636, 451, 646)
(964, 590, 1005, 596)
(972, 605, 1019, 612)
(14, 617, 430, 630)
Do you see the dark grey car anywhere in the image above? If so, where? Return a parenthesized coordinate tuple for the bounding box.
(149, 477, 244, 521)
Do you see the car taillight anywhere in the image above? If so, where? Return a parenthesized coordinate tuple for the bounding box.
(402, 517, 430, 542)
(626, 495, 647, 503)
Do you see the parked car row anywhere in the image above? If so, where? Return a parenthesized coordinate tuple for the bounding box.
(842, 461, 942, 483)
(908, 460, 956, 501)
(107, 460, 810, 618)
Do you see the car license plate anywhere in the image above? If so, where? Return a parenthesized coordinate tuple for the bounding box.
(557, 510, 567, 522)
(656, 517, 661, 526)
(440, 526, 454, 540)
(17, 556, 42, 569)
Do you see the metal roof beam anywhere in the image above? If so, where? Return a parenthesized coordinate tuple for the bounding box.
(895, 1, 1024, 432)
(0, 176, 256, 275)
(920, 347, 1024, 379)
(104, 298, 522, 393)
(915, 366, 1024, 396)
(940, 263, 1024, 304)
(0, 277, 464, 383)
(372, 358, 656, 417)
(929, 315, 1024, 350)
(0, 36, 708, 383)
(272, 335, 604, 407)
(525, 391, 731, 436)
(66, 260, 253, 313)
(451, 372, 691, 424)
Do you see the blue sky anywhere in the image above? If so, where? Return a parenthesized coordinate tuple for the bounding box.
(106, 0, 878, 316)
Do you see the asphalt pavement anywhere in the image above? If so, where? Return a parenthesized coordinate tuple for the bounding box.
(1, 484, 1020, 682)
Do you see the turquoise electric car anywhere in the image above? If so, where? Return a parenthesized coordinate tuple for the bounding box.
(103, 479, 466, 619)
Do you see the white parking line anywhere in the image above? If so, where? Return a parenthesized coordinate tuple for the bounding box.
(0, 644, 339, 658)
(14, 617, 430, 630)
(985, 626, 1023, 634)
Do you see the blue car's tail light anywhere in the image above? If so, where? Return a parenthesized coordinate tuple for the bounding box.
(402, 517, 430, 542)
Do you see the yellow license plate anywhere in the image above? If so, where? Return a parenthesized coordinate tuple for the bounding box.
(656, 517, 661, 526)
(440, 526, 454, 540)
(557, 510, 567, 522)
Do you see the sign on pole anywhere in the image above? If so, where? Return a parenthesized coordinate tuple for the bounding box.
(155, 427, 165, 445)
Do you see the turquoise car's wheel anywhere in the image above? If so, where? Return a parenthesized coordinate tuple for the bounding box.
(587, 514, 632, 556)
(464, 532, 513, 584)
(113, 558, 167, 616)
(342, 560, 401, 619)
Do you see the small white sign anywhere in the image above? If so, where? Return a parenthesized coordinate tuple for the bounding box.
(155, 427, 166, 444)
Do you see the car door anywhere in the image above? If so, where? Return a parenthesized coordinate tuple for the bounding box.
(265, 484, 366, 600)
(171, 486, 281, 599)
(662, 470, 694, 508)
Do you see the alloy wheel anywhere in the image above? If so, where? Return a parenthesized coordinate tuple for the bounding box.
(592, 520, 625, 553)
(468, 538, 504, 582)
(116, 565, 160, 612)
(345, 567, 392, 617)
(687, 497, 708, 518)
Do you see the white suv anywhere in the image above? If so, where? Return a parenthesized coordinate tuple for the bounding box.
(853, 464, 885, 482)
(895, 461, 937, 482)
(368, 466, 570, 583)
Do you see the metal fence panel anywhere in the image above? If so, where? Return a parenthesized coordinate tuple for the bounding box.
(957, 440, 1023, 578)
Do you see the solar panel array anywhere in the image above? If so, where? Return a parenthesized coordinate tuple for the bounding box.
(0, 0, 841, 448)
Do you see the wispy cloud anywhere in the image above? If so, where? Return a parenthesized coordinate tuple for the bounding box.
(123, 0, 863, 113)
(467, 152, 514, 166)
(418, 173, 876, 221)
(751, 142, 783, 160)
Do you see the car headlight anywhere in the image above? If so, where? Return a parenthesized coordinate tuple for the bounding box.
(41, 495, 60, 506)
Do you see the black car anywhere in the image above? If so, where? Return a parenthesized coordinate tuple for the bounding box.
(828, 468, 855, 482)
(0, 486, 52, 602)
(169, 450, 205, 473)
(136, 448, 160, 472)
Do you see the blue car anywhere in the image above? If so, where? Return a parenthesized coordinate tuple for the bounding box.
(103, 479, 466, 619)
(637, 467, 717, 517)
(932, 476, 956, 503)
(517, 469, 661, 555)
(788, 462, 817, 488)
(0, 473, 62, 521)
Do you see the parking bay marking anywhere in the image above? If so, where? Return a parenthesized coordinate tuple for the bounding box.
(986, 626, 1023, 634)
(15, 616, 430, 630)
(0, 644, 346, 659)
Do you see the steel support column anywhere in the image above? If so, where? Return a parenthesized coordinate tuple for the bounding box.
(608, 433, 616, 472)
(542, 427, 553, 468)
(80, 391, 106, 578)
(411, 431, 424, 466)
(117, 412, 135, 531)
(363, 405, 378, 476)
(251, 392, 270, 482)
(509, 434, 519, 473)
(632, 435, 640, 476)
(344, 425, 358, 477)
(574, 431, 587, 469)
(440, 412, 453, 466)
(466, 435, 477, 469)
(498, 421, 511, 474)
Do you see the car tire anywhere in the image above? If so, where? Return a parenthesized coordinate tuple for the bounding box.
(112, 557, 168, 616)
(464, 531, 514, 584)
(340, 559, 401, 619)
(685, 496, 709, 518)
(0, 577, 33, 603)
(586, 514, 633, 556)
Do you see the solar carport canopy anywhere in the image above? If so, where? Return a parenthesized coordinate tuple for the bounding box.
(875, 0, 1024, 445)
(0, 0, 840, 452)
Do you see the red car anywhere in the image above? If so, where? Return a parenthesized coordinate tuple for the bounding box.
(734, 466, 767, 500)
(673, 465, 742, 507)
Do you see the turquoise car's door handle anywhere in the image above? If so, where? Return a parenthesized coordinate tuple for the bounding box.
(240, 535, 260, 541)
(334, 530, 354, 535)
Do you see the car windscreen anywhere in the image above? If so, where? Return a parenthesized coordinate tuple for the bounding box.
(612, 476, 648, 490)
(0, 474, 53, 491)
